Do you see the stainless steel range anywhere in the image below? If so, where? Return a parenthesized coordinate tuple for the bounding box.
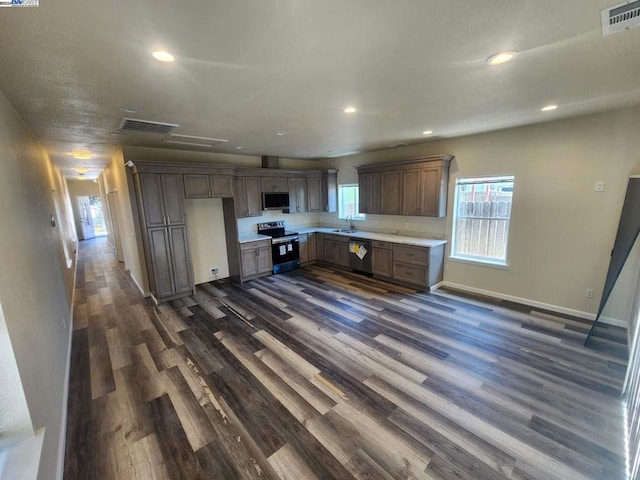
(257, 221, 301, 274)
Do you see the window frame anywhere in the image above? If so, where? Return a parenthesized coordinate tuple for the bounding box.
(450, 175, 515, 267)
(337, 183, 366, 221)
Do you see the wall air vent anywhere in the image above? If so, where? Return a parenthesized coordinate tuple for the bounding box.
(601, 0, 640, 36)
(117, 118, 179, 134)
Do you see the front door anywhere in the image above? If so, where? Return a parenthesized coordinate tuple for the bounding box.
(77, 196, 95, 240)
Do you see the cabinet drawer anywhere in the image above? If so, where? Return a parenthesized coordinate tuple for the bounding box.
(392, 262, 428, 287)
(240, 239, 271, 251)
(393, 244, 428, 265)
(323, 233, 349, 243)
(372, 240, 393, 249)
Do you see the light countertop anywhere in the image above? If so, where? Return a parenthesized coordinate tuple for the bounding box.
(238, 233, 272, 244)
(296, 227, 447, 248)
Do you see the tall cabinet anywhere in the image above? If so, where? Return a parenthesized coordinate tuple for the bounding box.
(135, 172, 194, 302)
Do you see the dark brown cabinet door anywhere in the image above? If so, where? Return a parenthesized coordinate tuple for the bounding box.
(307, 177, 323, 212)
(233, 177, 249, 217)
(184, 174, 211, 198)
(169, 226, 193, 294)
(240, 249, 258, 277)
(307, 233, 317, 261)
(148, 227, 174, 298)
(211, 175, 233, 198)
(323, 239, 337, 264)
(420, 168, 441, 217)
(401, 169, 421, 215)
(359, 172, 381, 214)
(245, 177, 263, 216)
(381, 171, 402, 215)
(257, 246, 273, 273)
(139, 174, 166, 227)
(299, 234, 309, 263)
(288, 177, 307, 213)
(323, 171, 338, 213)
(161, 174, 186, 225)
(261, 176, 288, 193)
(336, 241, 350, 267)
(372, 247, 393, 277)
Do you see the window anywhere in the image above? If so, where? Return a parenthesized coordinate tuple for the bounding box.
(451, 176, 515, 265)
(338, 184, 366, 220)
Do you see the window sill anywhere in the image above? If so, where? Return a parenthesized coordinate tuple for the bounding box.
(448, 256, 510, 270)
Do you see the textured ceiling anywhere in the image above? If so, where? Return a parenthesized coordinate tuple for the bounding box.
(0, 0, 639, 179)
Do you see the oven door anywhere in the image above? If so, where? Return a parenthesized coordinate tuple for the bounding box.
(271, 237, 300, 265)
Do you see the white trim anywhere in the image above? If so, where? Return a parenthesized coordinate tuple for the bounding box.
(430, 281, 445, 291)
(55, 315, 73, 480)
(127, 270, 150, 297)
(599, 315, 629, 328)
(442, 281, 597, 321)
(448, 256, 510, 270)
(0, 429, 45, 480)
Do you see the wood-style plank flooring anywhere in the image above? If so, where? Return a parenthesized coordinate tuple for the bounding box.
(64, 237, 628, 480)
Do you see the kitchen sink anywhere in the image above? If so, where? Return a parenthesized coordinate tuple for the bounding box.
(332, 229, 357, 233)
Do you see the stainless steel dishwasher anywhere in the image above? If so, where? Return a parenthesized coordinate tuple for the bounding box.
(349, 237, 372, 274)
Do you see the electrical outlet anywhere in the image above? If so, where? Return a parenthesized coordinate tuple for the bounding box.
(594, 181, 605, 192)
(585, 288, 594, 298)
(211, 267, 219, 276)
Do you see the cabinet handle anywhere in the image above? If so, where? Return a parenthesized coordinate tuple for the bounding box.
(167, 216, 171, 224)
(406, 253, 414, 257)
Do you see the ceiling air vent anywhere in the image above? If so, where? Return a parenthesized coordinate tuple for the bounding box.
(601, 0, 640, 36)
(117, 117, 179, 135)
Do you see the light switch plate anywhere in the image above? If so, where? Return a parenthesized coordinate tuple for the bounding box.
(594, 181, 605, 192)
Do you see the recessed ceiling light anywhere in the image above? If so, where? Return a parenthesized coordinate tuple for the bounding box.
(344, 106, 357, 114)
(276, 132, 286, 136)
(120, 107, 138, 114)
(235, 146, 243, 150)
(71, 150, 92, 160)
(541, 104, 558, 112)
(422, 130, 433, 135)
(152, 50, 174, 62)
(486, 50, 518, 66)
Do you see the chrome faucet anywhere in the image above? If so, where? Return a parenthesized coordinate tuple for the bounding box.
(346, 215, 356, 232)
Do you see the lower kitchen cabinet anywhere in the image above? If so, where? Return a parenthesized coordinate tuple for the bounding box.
(322, 234, 350, 268)
(147, 225, 194, 300)
(299, 233, 318, 264)
(389, 243, 444, 289)
(240, 240, 272, 280)
(372, 240, 393, 277)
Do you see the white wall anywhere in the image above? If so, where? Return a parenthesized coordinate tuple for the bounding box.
(101, 150, 149, 295)
(185, 198, 230, 284)
(0, 89, 76, 480)
(318, 106, 640, 318)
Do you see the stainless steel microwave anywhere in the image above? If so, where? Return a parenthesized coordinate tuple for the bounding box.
(262, 192, 290, 210)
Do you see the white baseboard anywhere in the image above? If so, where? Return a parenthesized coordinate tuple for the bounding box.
(599, 316, 629, 328)
(127, 270, 150, 297)
(441, 281, 604, 323)
(56, 314, 74, 480)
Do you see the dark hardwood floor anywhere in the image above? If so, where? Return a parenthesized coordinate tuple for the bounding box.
(64, 237, 628, 480)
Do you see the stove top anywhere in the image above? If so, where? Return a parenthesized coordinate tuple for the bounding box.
(257, 220, 298, 238)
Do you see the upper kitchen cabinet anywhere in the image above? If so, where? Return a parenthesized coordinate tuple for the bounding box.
(307, 176, 323, 212)
(287, 177, 307, 213)
(234, 176, 262, 218)
(138, 173, 186, 226)
(356, 155, 452, 218)
(184, 174, 234, 198)
(261, 176, 289, 193)
(322, 169, 338, 213)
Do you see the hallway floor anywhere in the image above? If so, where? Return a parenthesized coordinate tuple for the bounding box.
(63, 237, 627, 479)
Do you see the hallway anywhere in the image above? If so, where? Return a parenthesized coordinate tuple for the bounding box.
(63, 237, 627, 480)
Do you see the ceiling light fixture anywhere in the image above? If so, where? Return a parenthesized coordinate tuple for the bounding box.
(235, 146, 243, 150)
(422, 130, 433, 135)
(541, 104, 558, 112)
(120, 107, 138, 114)
(276, 132, 286, 136)
(486, 50, 519, 66)
(152, 50, 175, 63)
(71, 150, 92, 160)
(344, 106, 357, 114)
(75, 167, 89, 174)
